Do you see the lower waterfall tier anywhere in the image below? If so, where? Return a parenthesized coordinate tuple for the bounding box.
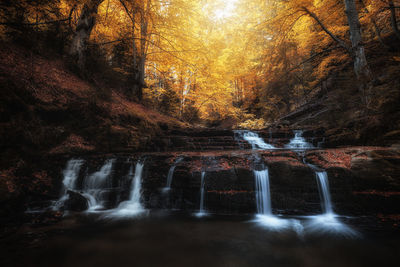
(28, 147, 400, 217)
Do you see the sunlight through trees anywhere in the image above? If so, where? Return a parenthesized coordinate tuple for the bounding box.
(1, 0, 399, 125)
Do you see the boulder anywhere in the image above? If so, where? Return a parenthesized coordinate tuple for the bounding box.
(64, 190, 89, 212)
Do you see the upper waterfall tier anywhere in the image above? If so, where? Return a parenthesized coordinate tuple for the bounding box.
(154, 129, 325, 152)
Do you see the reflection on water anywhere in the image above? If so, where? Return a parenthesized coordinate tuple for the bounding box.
(251, 214, 357, 238)
(304, 213, 359, 238)
(252, 215, 305, 237)
(3, 213, 399, 267)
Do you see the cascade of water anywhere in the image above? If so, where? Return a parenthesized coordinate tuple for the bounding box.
(315, 171, 333, 214)
(285, 130, 314, 149)
(62, 159, 84, 191)
(84, 159, 114, 189)
(303, 166, 358, 237)
(163, 157, 184, 192)
(234, 130, 275, 149)
(108, 161, 146, 217)
(303, 159, 335, 216)
(83, 159, 115, 211)
(195, 171, 207, 217)
(254, 169, 272, 215)
(252, 167, 304, 232)
(52, 159, 84, 210)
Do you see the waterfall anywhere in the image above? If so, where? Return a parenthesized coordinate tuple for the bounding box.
(254, 169, 272, 215)
(83, 159, 115, 211)
(108, 161, 146, 217)
(163, 157, 184, 192)
(303, 159, 334, 215)
(234, 130, 275, 149)
(315, 171, 333, 214)
(252, 166, 305, 234)
(195, 171, 207, 217)
(84, 159, 114, 190)
(52, 159, 84, 210)
(62, 159, 84, 191)
(285, 130, 314, 149)
(304, 168, 358, 237)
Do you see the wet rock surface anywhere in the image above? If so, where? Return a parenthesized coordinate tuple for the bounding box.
(1, 129, 400, 267)
(0, 128, 397, 232)
(64, 191, 89, 212)
(21, 145, 400, 218)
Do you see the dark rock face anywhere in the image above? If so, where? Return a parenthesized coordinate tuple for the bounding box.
(305, 148, 400, 215)
(64, 190, 89, 212)
(21, 123, 400, 220)
(37, 146, 400, 217)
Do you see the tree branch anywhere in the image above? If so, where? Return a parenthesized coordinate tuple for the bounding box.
(301, 6, 350, 53)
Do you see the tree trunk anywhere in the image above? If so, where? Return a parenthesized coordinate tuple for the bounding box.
(69, 0, 104, 72)
(389, 0, 400, 40)
(344, 0, 373, 104)
(303, 3, 373, 104)
(137, 0, 151, 101)
(132, 2, 140, 98)
(118, 0, 140, 97)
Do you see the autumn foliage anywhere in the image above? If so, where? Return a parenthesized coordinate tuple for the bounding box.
(0, 0, 399, 126)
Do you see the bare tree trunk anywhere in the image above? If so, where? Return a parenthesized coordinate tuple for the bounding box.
(302, 3, 373, 105)
(119, 0, 140, 97)
(389, 0, 400, 40)
(344, 0, 373, 105)
(137, 0, 151, 100)
(69, 0, 104, 72)
(132, 1, 139, 98)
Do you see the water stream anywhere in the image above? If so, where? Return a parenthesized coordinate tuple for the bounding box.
(83, 159, 115, 211)
(254, 169, 272, 215)
(52, 159, 84, 210)
(285, 130, 314, 149)
(107, 161, 146, 218)
(315, 171, 333, 214)
(46, 129, 358, 237)
(163, 157, 184, 192)
(235, 130, 275, 149)
(195, 171, 208, 217)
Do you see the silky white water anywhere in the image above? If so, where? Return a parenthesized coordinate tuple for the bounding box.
(285, 130, 314, 149)
(62, 159, 84, 191)
(254, 169, 272, 215)
(107, 161, 146, 217)
(163, 157, 184, 192)
(253, 168, 282, 228)
(252, 168, 304, 234)
(83, 159, 115, 211)
(235, 130, 275, 149)
(52, 159, 84, 210)
(304, 170, 358, 237)
(195, 171, 208, 217)
(84, 159, 114, 189)
(316, 171, 333, 214)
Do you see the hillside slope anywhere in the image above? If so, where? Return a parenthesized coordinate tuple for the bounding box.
(0, 43, 186, 216)
(274, 35, 400, 147)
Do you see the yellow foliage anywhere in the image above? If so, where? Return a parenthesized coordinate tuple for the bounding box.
(238, 118, 269, 130)
(0, 0, 386, 124)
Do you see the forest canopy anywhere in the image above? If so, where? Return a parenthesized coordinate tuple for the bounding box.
(1, 0, 399, 127)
